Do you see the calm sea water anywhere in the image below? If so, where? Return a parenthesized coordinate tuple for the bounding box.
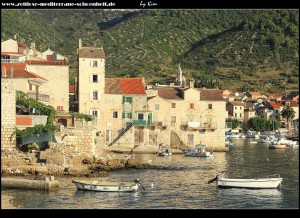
(1, 138, 299, 209)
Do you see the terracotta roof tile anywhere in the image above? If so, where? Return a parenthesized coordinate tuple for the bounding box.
(78, 47, 105, 59)
(17, 41, 27, 48)
(229, 101, 244, 106)
(120, 78, 145, 94)
(105, 78, 145, 95)
(1, 63, 47, 81)
(25, 60, 69, 65)
(291, 101, 298, 107)
(105, 78, 122, 94)
(269, 101, 281, 109)
(1, 52, 24, 55)
(267, 94, 282, 99)
(249, 92, 261, 96)
(197, 89, 225, 101)
(152, 87, 183, 100)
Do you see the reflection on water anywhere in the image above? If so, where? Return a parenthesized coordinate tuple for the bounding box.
(1, 139, 298, 209)
(1, 188, 59, 209)
(216, 188, 283, 208)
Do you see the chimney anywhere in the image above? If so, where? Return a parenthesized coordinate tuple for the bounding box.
(31, 42, 36, 50)
(141, 77, 146, 87)
(79, 39, 82, 49)
(189, 79, 195, 88)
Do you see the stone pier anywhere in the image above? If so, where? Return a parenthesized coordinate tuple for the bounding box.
(1, 176, 60, 191)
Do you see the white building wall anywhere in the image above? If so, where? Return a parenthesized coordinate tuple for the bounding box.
(26, 64, 69, 112)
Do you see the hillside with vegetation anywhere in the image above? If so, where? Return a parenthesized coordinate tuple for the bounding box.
(1, 9, 298, 94)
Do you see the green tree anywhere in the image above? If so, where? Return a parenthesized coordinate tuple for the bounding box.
(281, 105, 296, 131)
(267, 118, 281, 131)
(248, 116, 269, 132)
(226, 118, 239, 129)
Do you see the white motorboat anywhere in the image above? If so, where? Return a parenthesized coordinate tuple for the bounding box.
(184, 146, 214, 157)
(72, 178, 143, 192)
(158, 151, 172, 156)
(269, 143, 287, 149)
(208, 174, 282, 189)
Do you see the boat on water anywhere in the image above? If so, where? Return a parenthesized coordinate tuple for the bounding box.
(157, 143, 172, 156)
(269, 143, 287, 149)
(72, 178, 143, 192)
(184, 145, 214, 157)
(208, 174, 282, 189)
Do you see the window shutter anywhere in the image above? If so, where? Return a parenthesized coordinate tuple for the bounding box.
(97, 92, 100, 100)
(89, 110, 93, 115)
(122, 112, 125, 118)
(90, 60, 92, 67)
(129, 97, 132, 103)
(122, 96, 125, 103)
(90, 91, 93, 100)
(97, 110, 100, 118)
(130, 112, 132, 119)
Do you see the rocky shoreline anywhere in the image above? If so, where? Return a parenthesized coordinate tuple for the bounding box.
(1, 148, 174, 179)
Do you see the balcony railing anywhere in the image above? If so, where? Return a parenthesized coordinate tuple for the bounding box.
(182, 121, 218, 130)
(1, 59, 21, 63)
(132, 120, 153, 126)
(27, 92, 50, 102)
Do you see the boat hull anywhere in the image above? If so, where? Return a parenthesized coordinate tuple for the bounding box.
(269, 144, 287, 149)
(217, 178, 282, 189)
(158, 152, 172, 156)
(72, 180, 139, 192)
(185, 152, 214, 157)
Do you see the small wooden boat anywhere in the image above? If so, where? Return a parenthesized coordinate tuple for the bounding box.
(208, 174, 282, 189)
(72, 178, 142, 192)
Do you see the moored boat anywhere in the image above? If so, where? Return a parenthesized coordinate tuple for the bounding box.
(72, 178, 142, 192)
(157, 143, 172, 156)
(184, 145, 214, 157)
(208, 174, 282, 189)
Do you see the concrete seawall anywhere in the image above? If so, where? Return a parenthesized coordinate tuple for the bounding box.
(1, 176, 60, 191)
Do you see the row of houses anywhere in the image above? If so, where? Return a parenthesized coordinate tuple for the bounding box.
(1, 38, 298, 151)
(222, 90, 299, 128)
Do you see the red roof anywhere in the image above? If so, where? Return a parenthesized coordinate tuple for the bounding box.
(269, 101, 281, 109)
(105, 78, 146, 95)
(249, 92, 261, 96)
(268, 94, 282, 99)
(152, 87, 183, 100)
(69, 85, 75, 93)
(120, 78, 146, 94)
(1, 63, 47, 81)
(17, 41, 27, 48)
(25, 60, 69, 65)
(291, 101, 298, 107)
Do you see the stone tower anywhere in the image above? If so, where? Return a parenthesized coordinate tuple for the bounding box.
(77, 39, 106, 115)
(1, 76, 16, 150)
